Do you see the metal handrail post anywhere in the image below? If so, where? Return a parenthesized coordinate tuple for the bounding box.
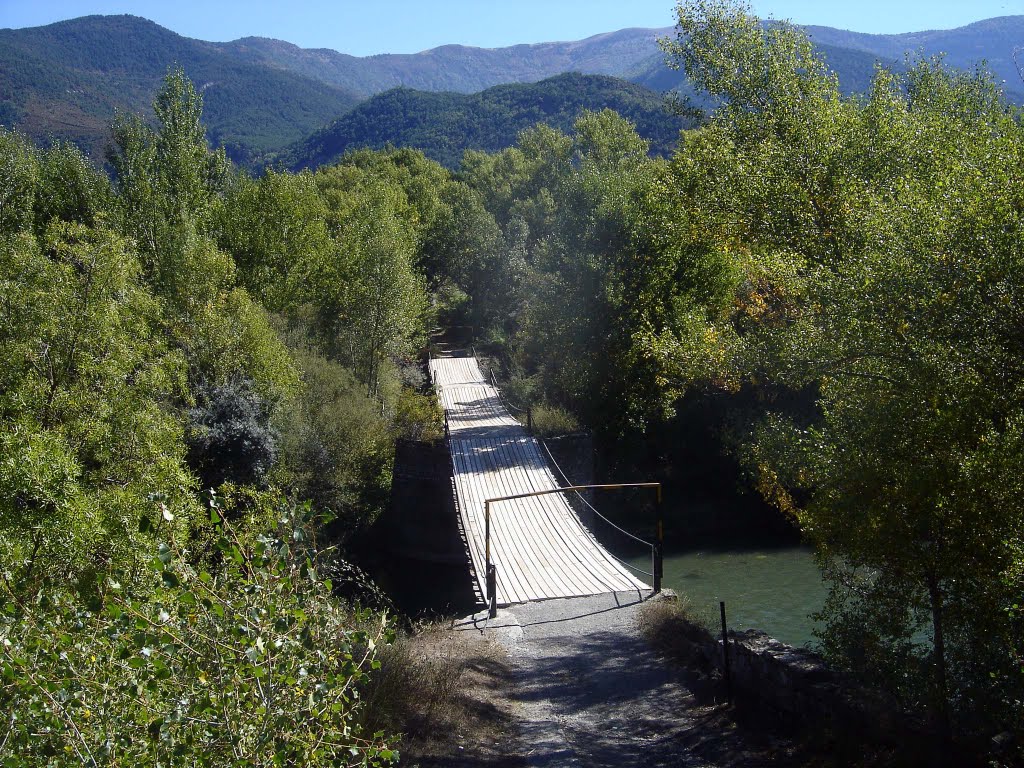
(485, 500, 497, 618)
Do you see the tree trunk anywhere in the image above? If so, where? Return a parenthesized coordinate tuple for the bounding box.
(926, 570, 953, 752)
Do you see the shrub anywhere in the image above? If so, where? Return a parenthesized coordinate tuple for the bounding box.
(529, 403, 580, 437)
(392, 387, 444, 442)
(0, 497, 399, 767)
(187, 377, 278, 490)
(273, 348, 393, 535)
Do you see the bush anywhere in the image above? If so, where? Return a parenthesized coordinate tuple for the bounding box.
(392, 387, 444, 442)
(529, 403, 580, 437)
(187, 377, 278, 490)
(273, 347, 393, 536)
(0, 497, 399, 767)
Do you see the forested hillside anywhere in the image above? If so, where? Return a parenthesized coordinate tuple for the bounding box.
(6, 13, 1024, 170)
(0, 15, 360, 163)
(284, 73, 695, 169)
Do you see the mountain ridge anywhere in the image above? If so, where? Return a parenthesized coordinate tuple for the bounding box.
(3, 13, 1024, 167)
(281, 72, 695, 170)
(0, 14, 361, 163)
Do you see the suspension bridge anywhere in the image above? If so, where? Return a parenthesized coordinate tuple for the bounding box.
(428, 352, 662, 615)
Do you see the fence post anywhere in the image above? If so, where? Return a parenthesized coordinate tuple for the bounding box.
(527, 407, 533, 434)
(654, 485, 664, 593)
(720, 600, 733, 704)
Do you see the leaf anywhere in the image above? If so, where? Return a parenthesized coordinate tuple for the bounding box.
(157, 542, 173, 565)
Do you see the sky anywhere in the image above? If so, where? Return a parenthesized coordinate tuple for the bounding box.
(1, 0, 1023, 56)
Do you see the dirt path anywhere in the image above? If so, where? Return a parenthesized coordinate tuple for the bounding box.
(440, 591, 797, 767)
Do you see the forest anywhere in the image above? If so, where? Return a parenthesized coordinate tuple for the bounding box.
(1, 0, 1022, 764)
(281, 72, 696, 170)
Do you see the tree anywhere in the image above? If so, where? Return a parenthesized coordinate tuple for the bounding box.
(214, 170, 332, 313)
(516, 110, 736, 437)
(344, 181, 426, 398)
(0, 215, 195, 599)
(108, 68, 297, 405)
(666, 0, 1024, 747)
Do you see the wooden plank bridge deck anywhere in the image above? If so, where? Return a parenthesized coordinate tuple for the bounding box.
(429, 355, 649, 607)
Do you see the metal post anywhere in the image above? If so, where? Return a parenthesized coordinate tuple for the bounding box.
(654, 485, 664, 593)
(527, 407, 533, 433)
(720, 600, 733, 704)
(485, 500, 497, 618)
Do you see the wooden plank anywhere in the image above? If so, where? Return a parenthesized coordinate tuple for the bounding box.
(431, 354, 649, 606)
(488, 436, 561, 601)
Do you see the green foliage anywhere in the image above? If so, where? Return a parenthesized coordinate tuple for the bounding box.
(0, 129, 38, 235)
(214, 170, 333, 311)
(109, 68, 298, 405)
(528, 404, 580, 438)
(273, 346, 394, 536)
(1, 65, 468, 766)
(505, 110, 737, 438)
(0, 218, 195, 599)
(0, 498, 399, 766)
(284, 73, 694, 170)
(33, 140, 112, 235)
(665, 0, 1024, 747)
(391, 388, 444, 443)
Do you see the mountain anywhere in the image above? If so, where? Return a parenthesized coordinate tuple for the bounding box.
(216, 17, 1024, 100)
(4, 14, 1024, 167)
(283, 73, 695, 170)
(0, 15, 360, 163)
(624, 39, 901, 99)
(215, 28, 673, 98)
(801, 16, 1024, 88)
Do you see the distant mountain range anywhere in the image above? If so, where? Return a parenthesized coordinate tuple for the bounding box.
(3, 14, 1023, 168)
(0, 15, 360, 164)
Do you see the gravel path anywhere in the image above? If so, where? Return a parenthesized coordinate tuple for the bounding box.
(453, 591, 794, 767)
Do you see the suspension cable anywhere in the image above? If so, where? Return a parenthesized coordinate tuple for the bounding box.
(539, 439, 654, 549)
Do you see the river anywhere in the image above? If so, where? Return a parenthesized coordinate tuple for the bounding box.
(628, 547, 828, 649)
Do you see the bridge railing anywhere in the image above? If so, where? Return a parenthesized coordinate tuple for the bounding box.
(486, 368, 533, 431)
(483, 483, 663, 619)
(539, 438, 660, 577)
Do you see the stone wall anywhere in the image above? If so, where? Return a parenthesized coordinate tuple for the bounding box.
(670, 612, 930, 749)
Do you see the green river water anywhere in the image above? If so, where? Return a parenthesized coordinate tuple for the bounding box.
(628, 547, 828, 649)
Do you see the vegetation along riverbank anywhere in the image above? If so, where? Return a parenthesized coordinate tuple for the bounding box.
(1, 0, 1022, 764)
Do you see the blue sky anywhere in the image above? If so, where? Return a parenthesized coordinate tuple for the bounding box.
(1, 1, 1022, 55)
